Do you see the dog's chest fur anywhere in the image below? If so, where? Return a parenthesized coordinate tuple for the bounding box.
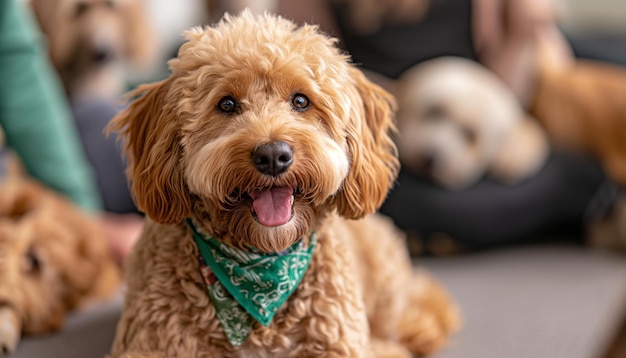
(117, 217, 369, 357)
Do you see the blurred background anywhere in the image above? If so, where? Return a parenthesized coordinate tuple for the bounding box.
(562, 0, 626, 66)
(3, 0, 626, 357)
(82, 0, 626, 79)
(108, 0, 626, 81)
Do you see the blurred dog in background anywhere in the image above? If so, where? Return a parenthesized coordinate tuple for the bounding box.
(396, 57, 549, 190)
(527, 11, 626, 251)
(30, 0, 155, 101)
(531, 36, 626, 188)
(0, 147, 120, 355)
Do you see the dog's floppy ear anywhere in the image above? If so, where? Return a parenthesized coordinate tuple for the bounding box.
(108, 78, 191, 224)
(334, 67, 400, 219)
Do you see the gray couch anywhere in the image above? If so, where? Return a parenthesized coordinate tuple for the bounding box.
(425, 245, 626, 358)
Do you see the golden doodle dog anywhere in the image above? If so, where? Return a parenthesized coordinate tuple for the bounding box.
(396, 57, 549, 190)
(108, 11, 459, 358)
(0, 159, 120, 355)
(30, 0, 155, 101)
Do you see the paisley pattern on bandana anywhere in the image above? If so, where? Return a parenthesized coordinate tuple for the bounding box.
(187, 219, 316, 346)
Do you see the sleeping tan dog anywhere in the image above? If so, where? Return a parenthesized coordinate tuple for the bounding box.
(108, 11, 459, 358)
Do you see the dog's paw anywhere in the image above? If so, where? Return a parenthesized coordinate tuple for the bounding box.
(399, 310, 453, 356)
(0, 306, 21, 355)
(370, 338, 413, 358)
(398, 272, 461, 356)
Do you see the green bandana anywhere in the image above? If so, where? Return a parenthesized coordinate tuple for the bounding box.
(186, 219, 316, 346)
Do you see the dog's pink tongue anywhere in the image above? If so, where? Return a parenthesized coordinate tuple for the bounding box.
(250, 187, 293, 227)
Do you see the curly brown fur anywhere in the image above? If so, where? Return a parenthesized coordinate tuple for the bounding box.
(108, 11, 459, 357)
(0, 174, 120, 354)
(30, 0, 155, 100)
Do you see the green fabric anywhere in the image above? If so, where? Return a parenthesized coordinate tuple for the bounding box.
(206, 282, 255, 346)
(187, 219, 316, 346)
(0, 0, 102, 211)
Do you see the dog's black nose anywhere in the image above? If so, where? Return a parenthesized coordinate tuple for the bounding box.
(92, 46, 114, 64)
(252, 141, 293, 176)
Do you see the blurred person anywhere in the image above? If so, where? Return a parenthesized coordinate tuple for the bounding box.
(219, 0, 622, 253)
(280, 0, 571, 105)
(0, 0, 141, 262)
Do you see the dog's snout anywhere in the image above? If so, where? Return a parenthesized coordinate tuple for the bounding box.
(252, 141, 293, 176)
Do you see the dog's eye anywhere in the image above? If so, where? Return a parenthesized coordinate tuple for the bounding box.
(217, 96, 238, 114)
(291, 94, 310, 111)
(423, 104, 446, 120)
(74, 1, 89, 17)
(24, 247, 42, 275)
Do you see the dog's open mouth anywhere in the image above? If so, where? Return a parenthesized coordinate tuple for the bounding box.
(248, 186, 295, 227)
